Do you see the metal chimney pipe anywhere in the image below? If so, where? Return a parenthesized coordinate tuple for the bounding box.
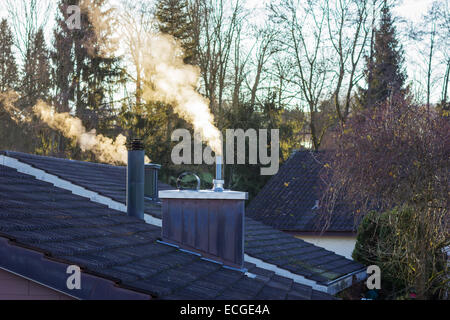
(213, 155, 224, 192)
(144, 163, 161, 201)
(126, 139, 145, 220)
(216, 155, 222, 180)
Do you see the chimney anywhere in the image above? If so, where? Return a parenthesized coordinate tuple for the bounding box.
(212, 155, 224, 192)
(159, 166, 248, 269)
(144, 163, 161, 201)
(126, 138, 145, 220)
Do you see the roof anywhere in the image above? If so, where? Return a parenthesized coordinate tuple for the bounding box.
(1, 150, 366, 297)
(246, 150, 361, 233)
(0, 164, 335, 300)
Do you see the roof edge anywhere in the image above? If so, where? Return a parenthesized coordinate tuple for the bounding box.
(0, 236, 151, 300)
(244, 253, 366, 295)
(1, 150, 125, 169)
(286, 231, 357, 237)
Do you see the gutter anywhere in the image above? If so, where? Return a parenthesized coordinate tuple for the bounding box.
(245, 253, 367, 295)
(0, 237, 151, 300)
(286, 231, 358, 237)
(325, 268, 367, 295)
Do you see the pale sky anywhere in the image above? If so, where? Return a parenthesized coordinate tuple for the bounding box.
(0, 0, 437, 43)
(394, 0, 436, 21)
(0, 0, 446, 103)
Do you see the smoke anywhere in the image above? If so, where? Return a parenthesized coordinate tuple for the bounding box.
(82, 0, 223, 155)
(0, 91, 31, 124)
(140, 33, 223, 155)
(1, 90, 152, 164)
(33, 101, 150, 165)
(3, 0, 224, 166)
(79, 0, 119, 58)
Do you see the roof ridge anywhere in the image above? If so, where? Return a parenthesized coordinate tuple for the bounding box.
(2, 150, 125, 169)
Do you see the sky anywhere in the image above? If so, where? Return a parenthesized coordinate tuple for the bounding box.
(0, 0, 438, 45)
(0, 0, 439, 40)
(394, 0, 436, 21)
(0, 0, 445, 103)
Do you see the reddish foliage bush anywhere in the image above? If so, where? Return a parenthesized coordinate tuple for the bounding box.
(319, 96, 449, 299)
(320, 96, 449, 216)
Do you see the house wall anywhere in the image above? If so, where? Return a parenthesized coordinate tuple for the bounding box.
(295, 235, 357, 260)
(0, 268, 74, 300)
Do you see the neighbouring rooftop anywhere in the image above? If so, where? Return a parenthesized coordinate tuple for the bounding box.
(246, 150, 362, 233)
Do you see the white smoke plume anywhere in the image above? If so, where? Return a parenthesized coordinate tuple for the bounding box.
(1, 93, 138, 165)
(33, 101, 150, 165)
(79, 0, 119, 58)
(141, 34, 223, 155)
(81, 0, 223, 155)
(0, 91, 31, 124)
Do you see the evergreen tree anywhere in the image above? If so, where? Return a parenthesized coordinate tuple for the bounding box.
(155, 0, 197, 65)
(359, 2, 407, 108)
(0, 19, 21, 151)
(52, 1, 75, 114)
(16, 28, 53, 155)
(53, 0, 122, 121)
(52, 0, 124, 158)
(0, 19, 18, 92)
(21, 28, 52, 107)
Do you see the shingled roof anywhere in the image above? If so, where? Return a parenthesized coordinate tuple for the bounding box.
(246, 150, 361, 233)
(0, 151, 366, 298)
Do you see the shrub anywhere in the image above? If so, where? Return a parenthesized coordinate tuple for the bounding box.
(353, 206, 448, 299)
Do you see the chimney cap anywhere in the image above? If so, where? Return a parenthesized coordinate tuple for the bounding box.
(145, 163, 161, 169)
(159, 189, 248, 200)
(127, 138, 144, 151)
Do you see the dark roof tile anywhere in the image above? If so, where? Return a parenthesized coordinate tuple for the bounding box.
(246, 150, 361, 232)
(0, 151, 364, 296)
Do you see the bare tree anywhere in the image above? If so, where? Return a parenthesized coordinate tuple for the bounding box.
(426, 21, 436, 110)
(4, 0, 52, 62)
(408, 1, 447, 110)
(270, 0, 332, 150)
(325, 0, 370, 125)
(230, 10, 250, 110)
(190, 0, 245, 127)
(443, 59, 450, 107)
(321, 96, 449, 299)
(245, 25, 278, 108)
(438, 0, 450, 107)
(120, 0, 155, 107)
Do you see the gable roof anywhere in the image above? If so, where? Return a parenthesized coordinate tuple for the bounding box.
(246, 150, 360, 233)
(1, 151, 366, 297)
(0, 164, 336, 300)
